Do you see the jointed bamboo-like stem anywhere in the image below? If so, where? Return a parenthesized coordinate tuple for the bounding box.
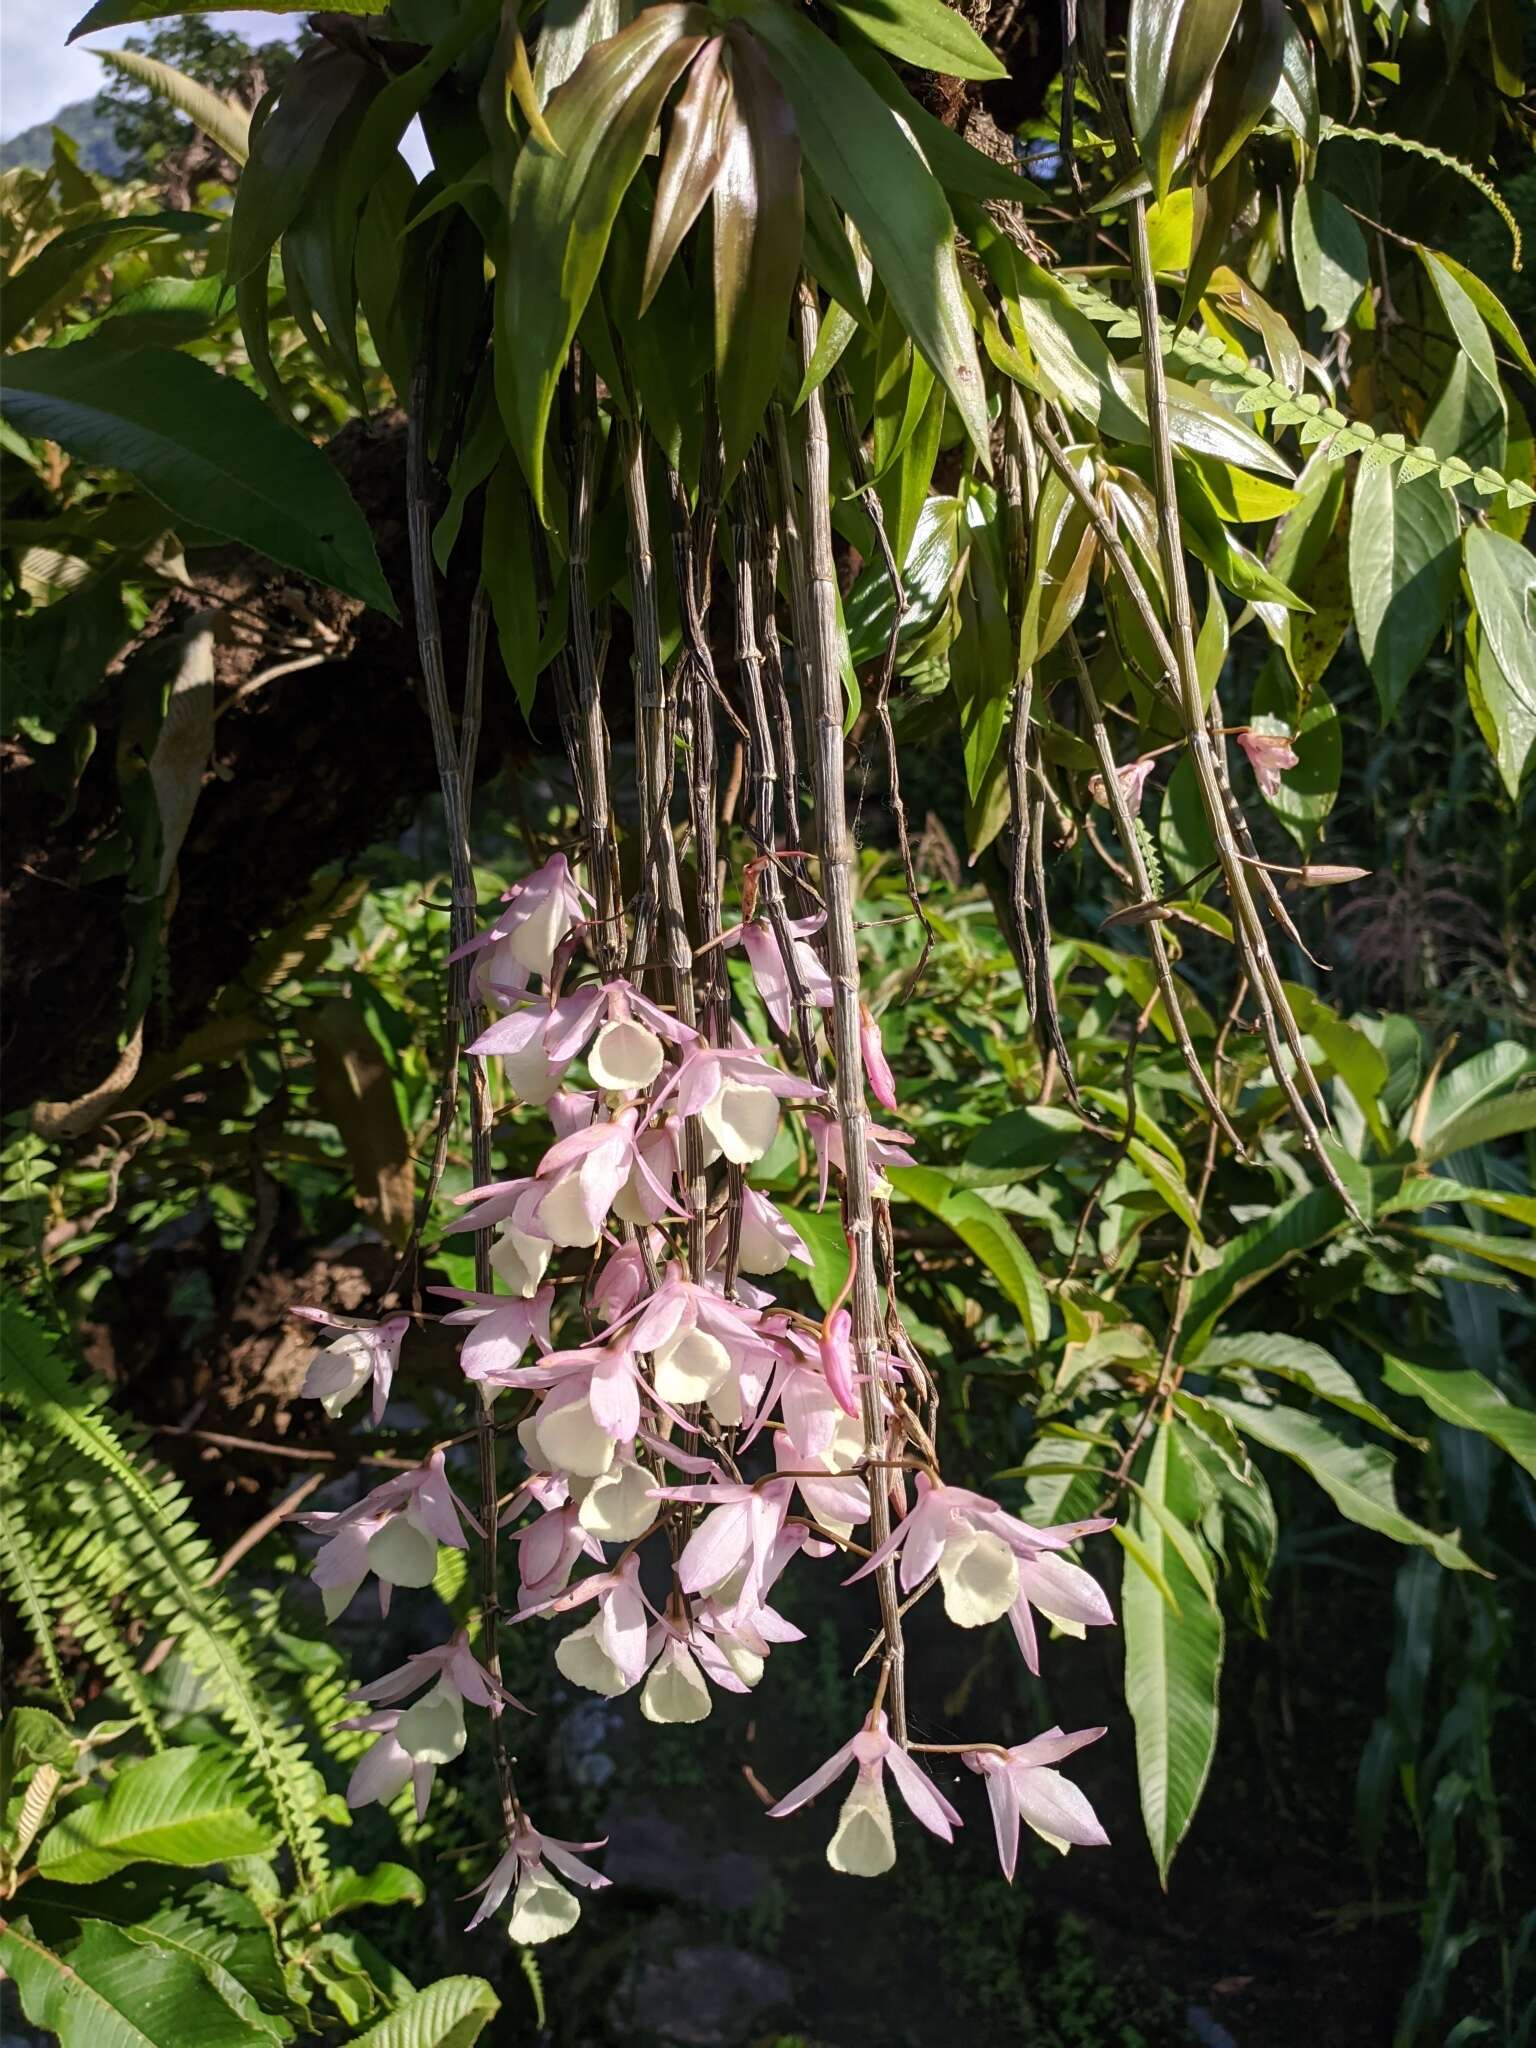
(406, 359, 518, 1836)
(622, 430, 707, 1280)
(791, 289, 908, 1744)
(734, 460, 828, 1090)
(1121, 197, 1353, 1209)
(568, 362, 624, 976)
(1065, 631, 1244, 1149)
(828, 370, 934, 999)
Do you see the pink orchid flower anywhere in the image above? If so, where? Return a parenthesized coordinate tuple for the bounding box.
(848, 1479, 1114, 1656)
(719, 913, 834, 1035)
(292, 1307, 411, 1426)
(464, 1818, 610, 1942)
(859, 1002, 899, 1112)
(532, 1106, 681, 1247)
(621, 1276, 777, 1421)
(448, 853, 591, 1001)
(1088, 753, 1158, 815)
(1237, 726, 1300, 797)
(504, 1345, 650, 1477)
(519, 1553, 652, 1698)
(965, 1726, 1109, 1876)
(350, 1629, 524, 1772)
(509, 1498, 602, 1608)
(589, 1237, 653, 1324)
(299, 1450, 477, 1619)
(443, 1178, 553, 1299)
(768, 1710, 961, 1875)
(435, 1283, 553, 1386)
(340, 1708, 439, 1820)
(653, 1044, 823, 1166)
(470, 979, 695, 1099)
(704, 1183, 810, 1276)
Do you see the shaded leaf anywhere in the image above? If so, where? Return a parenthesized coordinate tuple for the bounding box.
(740, 0, 989, 463)
(1380, 1357, 1536, 1477)
(1122, 1422, 1224, 1883)
(713, 32, 802, 474)
(887, 1166, 1049, 1343)
(1291, 185, 1368, 329)
(0, 342, 394, 614)
(1207, 1399, 1484, 1572)
(1348, 464, 1459, 722)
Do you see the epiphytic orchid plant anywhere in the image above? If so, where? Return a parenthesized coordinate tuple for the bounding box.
(243, 0, 1536, 1964)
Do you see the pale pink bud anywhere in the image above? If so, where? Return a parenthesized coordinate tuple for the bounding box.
(859, 1003, 898, 1113)
(1237, 727, 1299, 797)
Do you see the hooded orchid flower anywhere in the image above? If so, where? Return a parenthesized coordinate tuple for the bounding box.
(859, 1003, 899, 1113)
(464, 1818, 610, 1942)
(965, 1727, 1109, 1875)
(448, 853, 591, 1002)
(1088, 754, 1158, 815)
(806, 1110, 915, 1206)
(299, 1451, 477, 1619)
(718, 913, 834, 1035)
(610, 1118, 681, 1228)
(848, 1480, 1114, 1651)
(292, 1307, 411, 1426)
(652, 1044, 822, 1166)
(703, 1183, 810, 1276)
(768, 1711, 961, 1875)
(532, 1107, 680, 1247)
(590, 1237, 653, 1324)
(471, 979, 696, 1100)
(523, 1554, 652, 1698)
(622, 1277, 777, 1420)
(639, 1608, 749, 1723)
(351, 1628, 524, 1767)
(435, 1284, 553, 1387)
(444, 1178, 554, 1299)
(340, 1709, 439, 1820)
(1237, 726, 1300, 797)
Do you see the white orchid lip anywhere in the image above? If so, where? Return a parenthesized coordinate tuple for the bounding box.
(396, 1680, 467, 1765)
(575, 1461, 654, 1541)
(555, 1617, 634, 1697)
(827, 1773, 896, 1876)
(640, 1640, 712, 1724)
(700, 1081, 780, 1164)
(365, 1516, 440, 1590)
(650, 1325, 731, 1404)
(937, 1527, 1019, 1628)
(588, 1018, 664, 1092)
(533, 1393, 617, 1479)
(509, 1866, 582, 1944)
(536, 1173, 603, 1248)
(490, 1222, 552, 1297)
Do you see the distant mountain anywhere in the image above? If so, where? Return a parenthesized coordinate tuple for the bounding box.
(0, 99, 126, 176)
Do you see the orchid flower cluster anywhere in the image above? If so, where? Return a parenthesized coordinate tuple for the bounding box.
(293, 850, 1116, 1943)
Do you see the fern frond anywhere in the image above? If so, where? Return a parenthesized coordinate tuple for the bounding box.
(1319, 120, 1522, 271)
(1058, 277, 1536, 514)
(1, 1303, 163, 1511)
(0, 1472, 71, 1711)
(0, 1311, 331, 1887)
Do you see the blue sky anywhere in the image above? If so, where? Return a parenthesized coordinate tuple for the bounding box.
(1, 3, 302, 140)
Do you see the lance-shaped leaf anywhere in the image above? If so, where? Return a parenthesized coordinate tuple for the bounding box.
(712, 32, 803, 473)
(499, 5, 712, 514)
(1198, 0, 1285, 179)
(1380, 1357, 1536, 1478)
(1270, 13, 1319, 149)
(227, 46, 377, 295)
(826, 0, 1006, 79)
(739, 0, 990, 465)
(1463, 526, 1536, 798)
(1, 212, 210, 351)
(1349, 464, 1460, 723)
(886, 1166, 1048, 1344)
(641, 38, 730, 312)
(1123, 1421, 1224, 1884)
(91, 45, 251, 164)
(69, 0, 384, 35)
(0, 341, 395, 614)
(1206, 1399, 1484, 1572)
(1127, 0, 1242, 198)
